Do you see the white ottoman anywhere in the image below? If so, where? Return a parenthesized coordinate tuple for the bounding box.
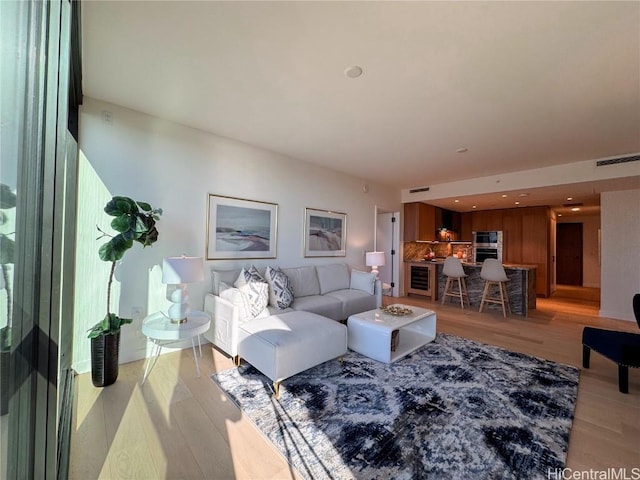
(237, 310, 347, 397)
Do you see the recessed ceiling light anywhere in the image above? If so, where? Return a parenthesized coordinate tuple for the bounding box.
(571, 207, 580, 212)
(472, 205, 477, 209)
(344, 65, 363, 78)
(501, 194, 507, 198)
(558, 213, 563, 217)
(567, 197, 573, 201)
(454, 199, 460, 203)
(518, 193, 529, 197)
(515, 201, 520, 205)
(456, 147, 468, 153)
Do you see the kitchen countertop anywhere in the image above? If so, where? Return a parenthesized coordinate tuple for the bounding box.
(405, 259, 537, 315)
(406, 259, 537, 271)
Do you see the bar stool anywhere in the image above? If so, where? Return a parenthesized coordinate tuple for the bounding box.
(441, 256, 469, 309)
(479, 258, 511, 317)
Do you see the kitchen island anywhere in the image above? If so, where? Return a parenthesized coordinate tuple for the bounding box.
(405, 260, 537, 317)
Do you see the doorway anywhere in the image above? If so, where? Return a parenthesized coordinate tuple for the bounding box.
(557, 223, 583, 285)
(375, 207, 400, 297)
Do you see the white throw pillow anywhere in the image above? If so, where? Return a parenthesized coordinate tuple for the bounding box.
(234, 265, 265, 287)
(219, 287, 252, 320)
(211, 268, 241, 295)
(350, 269, 376, 295)
(265, 266, 295, 309)
(239, 281, 269, 317)
(225, 266, 269, 318)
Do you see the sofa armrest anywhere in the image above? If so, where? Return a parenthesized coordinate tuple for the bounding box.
(203, 293, 242, 357)
(374, 279, 383, 308)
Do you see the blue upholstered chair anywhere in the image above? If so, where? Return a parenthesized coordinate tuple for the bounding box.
(582, 294, 640, 393)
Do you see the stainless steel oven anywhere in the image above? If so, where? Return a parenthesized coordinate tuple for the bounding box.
(473, 230, 503, 245)
(474, 247, 501, 263)
(473, 231, 503, 263)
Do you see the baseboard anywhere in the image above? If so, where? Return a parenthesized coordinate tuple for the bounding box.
(73, 338, 212, 375)
(598, 309, 635, 322)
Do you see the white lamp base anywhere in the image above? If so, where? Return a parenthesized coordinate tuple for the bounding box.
(168, 284, 190, 323)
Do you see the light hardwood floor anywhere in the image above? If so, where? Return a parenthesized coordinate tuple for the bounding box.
(70, 287, 640, 479)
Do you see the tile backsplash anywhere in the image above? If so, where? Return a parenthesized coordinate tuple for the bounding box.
(404, 242, 472, 261)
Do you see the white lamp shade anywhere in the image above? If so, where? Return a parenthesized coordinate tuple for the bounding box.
(365, 251, 386, 267)
(162, 256, 204, 284)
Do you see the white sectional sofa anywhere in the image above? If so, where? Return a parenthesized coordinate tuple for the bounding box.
(203, 263, 382, 360)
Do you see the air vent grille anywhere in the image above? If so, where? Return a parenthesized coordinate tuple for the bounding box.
(596, 155, 640, 166)
(409, 186, 430, 193)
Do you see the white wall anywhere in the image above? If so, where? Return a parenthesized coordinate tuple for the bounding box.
(73, 98, 400, 372)
(600, 189, 640, 321)
(557, 214, 601, 288)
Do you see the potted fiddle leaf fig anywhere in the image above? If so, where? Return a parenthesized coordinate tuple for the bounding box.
(88, 196, 162, 387)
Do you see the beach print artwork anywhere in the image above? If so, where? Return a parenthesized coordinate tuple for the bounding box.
(207, 195, 278, 259)
(216, 204, 270, 251)
(304, 208, 346, 257)
(308, 215, 342, 251)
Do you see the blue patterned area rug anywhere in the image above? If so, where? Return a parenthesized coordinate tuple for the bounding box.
(211, 333, 579, 480)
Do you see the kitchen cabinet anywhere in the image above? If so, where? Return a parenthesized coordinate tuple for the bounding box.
(434, 208, 461, 232)
(522, 206, 550, 297)
(502, 212, 522, 264)
(404, 203, 436, 241)
(470, 205, 551, 297)
(460, 212, 473, 241)
(471, 210, 503, 232)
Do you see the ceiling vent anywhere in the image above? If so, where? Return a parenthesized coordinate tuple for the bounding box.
(562, 202, 584, 207)
(596, 155, 640, 167)
(409, 186, 430, 193)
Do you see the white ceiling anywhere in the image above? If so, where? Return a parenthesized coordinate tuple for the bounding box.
(81, 1, 640, 212)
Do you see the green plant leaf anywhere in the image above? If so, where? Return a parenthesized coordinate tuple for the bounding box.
(100, 314, 110, 332)
(134, 216, 148, 235)
(137, 201, 152, 212)
(137, 225, 158, 247)
(104, 196, 137, 217)
(110, 213, 135, 233)
(98, 234, 133, 262)
(87, 325, 103, 339)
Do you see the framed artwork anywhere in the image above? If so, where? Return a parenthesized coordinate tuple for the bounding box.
(206, 194, 278, 260)
(304, 207, 347, 257)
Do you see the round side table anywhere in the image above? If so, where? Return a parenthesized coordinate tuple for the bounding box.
(141, 310, 211, 384)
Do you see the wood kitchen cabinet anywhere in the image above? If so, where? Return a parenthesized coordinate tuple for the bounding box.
(472, 205, 551, 297)
(522, 206, 550, 297)
(471, 210, 503, 232)
(460, 212, 473, 241)
(502, 212, 522, 264)
(404, 203, 436, 241)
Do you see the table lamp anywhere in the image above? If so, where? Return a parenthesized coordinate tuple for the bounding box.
(365, 251, 386, 277)
(162, 255, 204, 323)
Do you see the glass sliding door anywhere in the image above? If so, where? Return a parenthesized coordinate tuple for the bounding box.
(0, 0, 77, 478)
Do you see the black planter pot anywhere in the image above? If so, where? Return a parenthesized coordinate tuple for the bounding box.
(91, 331, 120, 387)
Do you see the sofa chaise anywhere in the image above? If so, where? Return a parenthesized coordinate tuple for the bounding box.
(203, 263, 381, 395)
